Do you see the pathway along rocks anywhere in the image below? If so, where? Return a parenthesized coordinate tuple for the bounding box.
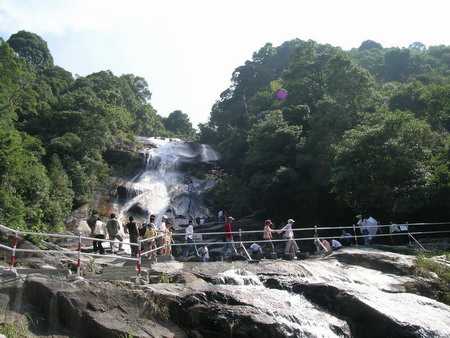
(0, 247, 449, 337)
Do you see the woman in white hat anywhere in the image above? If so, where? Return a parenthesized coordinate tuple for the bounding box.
(279, 219, 299, 258)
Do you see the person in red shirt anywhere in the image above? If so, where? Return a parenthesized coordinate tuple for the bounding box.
(263, 219, 275, 254)
(223, 216, 237, 257)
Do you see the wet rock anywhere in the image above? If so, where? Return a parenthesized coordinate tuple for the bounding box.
(295, 282, 450, 338)
(19, 275, 186, 338)
(330, 248, 416, 275)
(147, 283, 351, 338)
(1, 247, 450, 337)
(128, 202, 149, 217)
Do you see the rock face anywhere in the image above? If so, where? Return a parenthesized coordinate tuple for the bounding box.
(1, 247, 450, 337)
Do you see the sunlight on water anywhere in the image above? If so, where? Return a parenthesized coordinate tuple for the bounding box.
(118, 137, 219, 226)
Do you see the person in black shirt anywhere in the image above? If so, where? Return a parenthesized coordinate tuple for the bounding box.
(125, 216, 139, 257)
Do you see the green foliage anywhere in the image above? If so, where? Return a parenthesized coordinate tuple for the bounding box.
(246, 111, 302, 174)
(359, 40, 383, 51)
(0, 31, 173, 232)
(332, 110, 439, 216)
(45, 154, 74, 229)
(0, 321, 29, 338)
(0, 127, 50, 230)
(202, 37, 450, 224)
(163, 110, 196, 139)
(415, 254, 450, 305)
(7, 30, 54, 69)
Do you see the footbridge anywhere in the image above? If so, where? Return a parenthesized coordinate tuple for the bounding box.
(1, 222, 450, 277)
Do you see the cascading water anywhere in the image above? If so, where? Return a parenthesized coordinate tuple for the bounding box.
(116, 137, 219, 227)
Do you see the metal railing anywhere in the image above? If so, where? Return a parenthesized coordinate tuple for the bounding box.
(0, 224, 140, 276)
(1, 221, 450, 277)
(142, 222, 450, 256)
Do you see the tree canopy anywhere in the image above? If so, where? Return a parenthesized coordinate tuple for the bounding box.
(163, 110, 196, 139)
(202, 38, 450, 224)
(0, 31, 175, 231)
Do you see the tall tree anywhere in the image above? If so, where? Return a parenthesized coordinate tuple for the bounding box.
(163, 110, 196, 139)
(332, 110, 439, 217)
(7, 30, 54, 69)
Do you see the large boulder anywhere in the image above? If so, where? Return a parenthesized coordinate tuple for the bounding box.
(1, 247, 450, 337)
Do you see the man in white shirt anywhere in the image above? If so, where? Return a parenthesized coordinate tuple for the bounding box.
(357, 215, 378, 245)
(279, 219, 299, 258)
(93, 219, 106, 254)
(184, 220, 195, 257)
(366, 216, 379, 244)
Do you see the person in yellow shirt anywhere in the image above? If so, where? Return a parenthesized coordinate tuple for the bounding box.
(164, 223, 174, 256)
(144, 216, 157, 258)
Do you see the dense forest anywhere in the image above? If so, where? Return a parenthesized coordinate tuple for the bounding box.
(0, 31, 195, 231)
(1, 30, 450, 232)
(200, 39, 450, 225)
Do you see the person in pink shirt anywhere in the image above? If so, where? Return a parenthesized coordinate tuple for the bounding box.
(263, 219, 275, 254)
(223, 216, 237, 257)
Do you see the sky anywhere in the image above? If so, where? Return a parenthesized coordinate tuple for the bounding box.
(1, 0, 449, 127)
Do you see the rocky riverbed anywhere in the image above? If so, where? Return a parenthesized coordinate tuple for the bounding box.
(0, 247, 449, 337)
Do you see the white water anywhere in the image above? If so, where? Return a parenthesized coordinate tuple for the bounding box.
(118, 137, 219, 225)
(217, 268, 263, 286)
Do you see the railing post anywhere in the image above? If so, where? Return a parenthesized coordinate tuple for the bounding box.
(10, 231, 18, 268)
(136, 239, 142, 276)
(314, 225, 318, 238)
(239, 228, 242, 242)
(352, 223, 358, 246)
(77, 234, 82, 276)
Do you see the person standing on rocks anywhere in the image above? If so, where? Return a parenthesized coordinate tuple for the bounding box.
(263, 219, 275, 255)
(158, 215, 168, 255)
(125, 216, 139, 257)
(87, 210, 98, 235)
(144, 218, 157, 259)
(279, 219, 299, 259)
(106, 213, 123, 254)
(183, 219, 195, 257)
(223, 216, 237, 257)
(93, 217, 107, 255)
(164, 222, 174, 256)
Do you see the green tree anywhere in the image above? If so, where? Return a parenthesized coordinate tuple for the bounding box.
(45, 154, 74, 228)
(244, 111, 303, 215)
(384, 48, 411, 81)
(359, 40, 383, 51)
(163, 110, 196, 139)
(332, 110, 439, 217)
(7, 30, 54, 69)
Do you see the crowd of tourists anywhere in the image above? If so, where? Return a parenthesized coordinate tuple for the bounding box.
(86, 211, 175, 257)
(86, 210, 411, 261)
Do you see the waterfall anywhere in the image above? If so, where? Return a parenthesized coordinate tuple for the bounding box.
(117, 137, 219, 227)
